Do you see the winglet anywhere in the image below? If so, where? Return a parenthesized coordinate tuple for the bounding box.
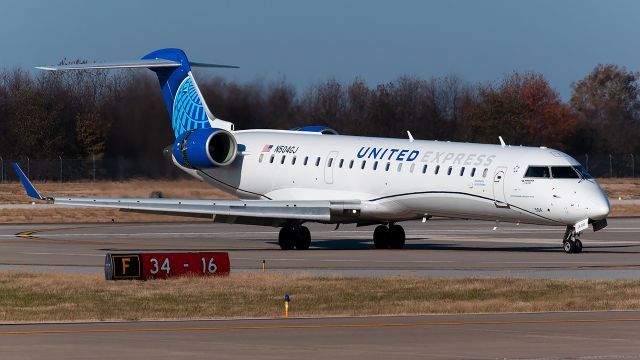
(11, 163, 44, 200)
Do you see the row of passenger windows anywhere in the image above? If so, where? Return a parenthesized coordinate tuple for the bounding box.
(258, 153, 489, 178)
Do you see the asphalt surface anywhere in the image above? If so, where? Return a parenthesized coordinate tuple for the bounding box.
(1, 311, 640, 359)
(1, 218, 640, 278)
(2, 219, 640, 359)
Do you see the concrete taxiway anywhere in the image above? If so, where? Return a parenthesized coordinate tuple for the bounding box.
(1, 311, 640, 359)
(1, 218, 640, 278)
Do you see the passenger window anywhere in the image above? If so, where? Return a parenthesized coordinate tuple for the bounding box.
(339, 159, 344, 168)
(525, 166, 551, 178)
(303, 156, 308, 166)
(349, 160, 354, 169)
(385, 162, 390, 171)
(482, 168, 488, 178)
(259, 154, 264, 163)
(270, 155, 275, 164)
(292, 156, 296, 165)
(361, 160, 366, 170)
(410, 163, 415, 173)
(281, 155, 286, 164)
(327, 158, 333, 167)
(435, 165, 440, 174)
(397, 163, 402, 172)
(551, 166, 579, 179)
(460, 167, 465, 176)
(422, 164, 428, 174)
(373, 161, 378, 170)
(315, 157, 321, 166)
(470, 168, 476, 177)
(447, 166, 452, 175)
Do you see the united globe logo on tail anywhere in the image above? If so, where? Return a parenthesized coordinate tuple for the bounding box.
(172, 76, 212, 138)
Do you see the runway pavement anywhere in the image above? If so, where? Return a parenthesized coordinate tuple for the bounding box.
(1, 311, 640, 359)
(1, 218, 640, 278)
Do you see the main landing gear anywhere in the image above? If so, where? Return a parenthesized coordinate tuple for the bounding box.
(562, 226, 583, 254)
(373, 224, 406, 249)
(278, 225, 311, 250)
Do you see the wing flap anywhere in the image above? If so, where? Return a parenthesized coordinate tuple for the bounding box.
(11, 163, 359, 223)
(54, 197, 334, 221)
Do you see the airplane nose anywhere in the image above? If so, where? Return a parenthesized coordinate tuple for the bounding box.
(589, 194, 610, 220)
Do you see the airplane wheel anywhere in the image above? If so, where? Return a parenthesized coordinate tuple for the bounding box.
(278, 226, 295, 250)
(563, 240, 575, 254)
(574, 239, 583, 253)
(295, 226, 311, 250)
(389, 224, 406, 249)
(373, 225, 390, 249)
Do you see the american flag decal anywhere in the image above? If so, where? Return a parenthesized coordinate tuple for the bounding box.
(262, 144, 273, 152)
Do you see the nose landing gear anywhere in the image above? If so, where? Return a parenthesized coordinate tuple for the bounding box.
(562, 226, 583, 254)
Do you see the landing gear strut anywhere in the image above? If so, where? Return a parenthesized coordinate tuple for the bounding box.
(278, 225, 311, 250)
(373, 223, 406, 249)
(562, 226, 583, 254)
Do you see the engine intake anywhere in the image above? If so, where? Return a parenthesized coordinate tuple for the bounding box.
(172, 128, 237, 169)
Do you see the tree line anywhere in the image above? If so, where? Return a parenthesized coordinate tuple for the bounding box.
(0, 62, 638, 177)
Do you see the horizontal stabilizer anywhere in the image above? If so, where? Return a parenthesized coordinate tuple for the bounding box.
(36, 60, 238, 71)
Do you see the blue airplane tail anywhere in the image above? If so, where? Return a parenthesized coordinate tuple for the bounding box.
(36, 48, 238, 138)
(143, 49, 215, 138)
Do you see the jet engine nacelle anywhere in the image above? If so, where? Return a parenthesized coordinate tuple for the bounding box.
(172, 128, 238, 169)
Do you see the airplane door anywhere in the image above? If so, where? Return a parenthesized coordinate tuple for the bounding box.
(324, 151, 338, 184)
(492, 166, 509, 208)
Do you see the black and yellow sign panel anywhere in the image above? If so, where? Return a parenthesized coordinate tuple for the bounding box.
(108, 254, 142, 280)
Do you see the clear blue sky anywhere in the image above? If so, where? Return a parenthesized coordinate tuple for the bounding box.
(1, 0, 638, 99)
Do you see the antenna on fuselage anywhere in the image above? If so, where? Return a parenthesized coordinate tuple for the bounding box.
(498, 136, 506, 148)
(407, 131, 414, 143)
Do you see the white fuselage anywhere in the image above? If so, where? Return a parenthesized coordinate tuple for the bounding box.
(176, 130, 610, 227)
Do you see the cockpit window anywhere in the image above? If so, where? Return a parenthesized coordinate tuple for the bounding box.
(524, 166, 550, 178)
(574, 165, 593, 179)
(551, 166, 580, 179)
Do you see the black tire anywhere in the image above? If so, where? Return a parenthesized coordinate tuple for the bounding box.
(373, 225, 390, 249)
(278, 226, 295, 250)
(563, 240, 575, 254)
(389, 224, 406, 249)
(574, 239, 583, 253)
(295, 226, 311, 250)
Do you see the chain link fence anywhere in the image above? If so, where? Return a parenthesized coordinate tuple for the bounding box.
(0, 153, 637, 182)
(0, 156, 186, 182)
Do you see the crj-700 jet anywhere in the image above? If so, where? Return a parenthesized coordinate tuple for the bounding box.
(13, 48, 610, 254)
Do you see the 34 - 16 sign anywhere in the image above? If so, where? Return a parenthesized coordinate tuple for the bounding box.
(105, 252, 230, 280)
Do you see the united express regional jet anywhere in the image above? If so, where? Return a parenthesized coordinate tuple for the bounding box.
(13, 48, 610, 254)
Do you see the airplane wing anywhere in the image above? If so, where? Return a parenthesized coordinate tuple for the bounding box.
(11, 164, 361, 225)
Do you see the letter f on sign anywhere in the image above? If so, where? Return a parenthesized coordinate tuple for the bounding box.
(122, 257, 130, 274)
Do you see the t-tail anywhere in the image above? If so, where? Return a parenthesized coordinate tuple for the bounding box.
(36, 48, 238, 138)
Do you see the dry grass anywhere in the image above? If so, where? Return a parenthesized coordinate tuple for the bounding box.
(0, 179, 234, 223)
(0, 179, 232, 204)
(598, 178, 640, 199)
(1, 272, 639, 322)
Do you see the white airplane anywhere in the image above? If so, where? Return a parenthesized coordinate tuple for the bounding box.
(13, 48, 610, 254)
